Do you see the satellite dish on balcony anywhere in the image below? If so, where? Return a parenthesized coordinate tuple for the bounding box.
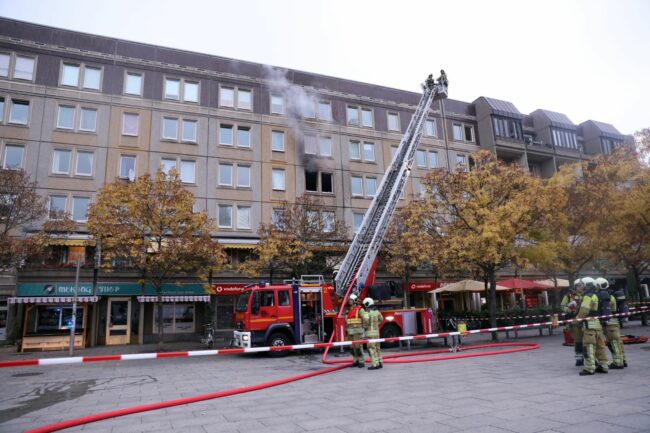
(128, 169, 135, 182)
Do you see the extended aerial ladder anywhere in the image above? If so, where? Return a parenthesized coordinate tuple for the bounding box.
(334, 74, 448, 297)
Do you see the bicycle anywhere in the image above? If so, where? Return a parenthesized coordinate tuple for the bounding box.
(201, 323, 215, 349)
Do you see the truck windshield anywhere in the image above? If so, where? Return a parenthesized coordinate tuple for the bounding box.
(235, 292, 251, 312)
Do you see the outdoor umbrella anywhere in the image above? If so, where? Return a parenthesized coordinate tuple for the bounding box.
(496, 278, 550, 290)
(535, 278, 569, 288)
(430, 279, 509, 293)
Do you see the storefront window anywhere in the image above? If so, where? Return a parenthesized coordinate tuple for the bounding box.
(0, 297, 7, 340)
(153, 303, 194, 333)
(26, 305, 85, 335)
(217, 296, 235, 329)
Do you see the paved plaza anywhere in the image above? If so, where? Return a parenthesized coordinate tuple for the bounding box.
(0, 323, 649, 433)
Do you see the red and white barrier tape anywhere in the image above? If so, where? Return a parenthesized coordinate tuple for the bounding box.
(1, 307, 646, 369)
(446, 306, 647, 323)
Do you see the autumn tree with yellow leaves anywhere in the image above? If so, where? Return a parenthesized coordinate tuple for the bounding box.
(87, 169, 226, 346)
(414, 150, 555, 335)
(239, 196, 348, 283)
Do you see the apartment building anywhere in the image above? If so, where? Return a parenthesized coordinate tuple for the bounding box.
(0, 18, 629, 347)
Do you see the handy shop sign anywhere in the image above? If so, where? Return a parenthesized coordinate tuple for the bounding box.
(16, 283, 207, 297)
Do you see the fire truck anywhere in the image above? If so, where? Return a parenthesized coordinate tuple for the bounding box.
(233, 74, 448, 349)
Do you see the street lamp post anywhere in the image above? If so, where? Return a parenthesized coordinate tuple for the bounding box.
(69, 258, 81, 356)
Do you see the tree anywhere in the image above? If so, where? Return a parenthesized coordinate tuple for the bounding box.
(0, 169, 72, 269)
(239, 196, 348, 282)
(597, 146, 650, 325)
(416, 150, 555, 338)
(87, 169, 226, 347)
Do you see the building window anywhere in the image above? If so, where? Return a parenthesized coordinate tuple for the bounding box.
(272, 131, 285, 152)
(180, 160, 196, 183)
(305, 134, 317, 155)
(456, 154, 468, 171)
(124, 72, 143, 96)
(9, 99, 29, 124)
(0, 97, 4, 121)
(49, 195, 67, 219)
(219, 124, 233, 145)
(416, 149, 427, 167)
(218, 163, 233, 186)
(272, 168, 285, 191)
(348, 106, 374, 128)
(72, 197, 90, 222)
(347, 106, 359, 126)
(161, 158, 176, 174)
(305, 170, 318, 192)
(52, 149, 72, 174)
(57, 105, 75, 129)
(363, 142, 375, 162)
(122, 113, 139, 136)
(388, 112, 399, 131)
(0, 53, 36, 81)
(75, 151, 93, 176)
(119, 155, 136, 179)
(61, 63, 102, 90)
(271, 94, 284, 114)
(237, 127, 251, 148)
(353, 212, 364, 234)
(153, 304, 195, 334)
(236, 206, 251, 230)
(164, 77, 199, 103)
(321, 172, 333, 193)
(218, 205, 233, 228)
(182, 119, 198, 143)
(236, 165, 251, 188)
(493, 117, 523, 140)
(220, 87, 234, 107)
(238, 89, 251, 110)
(552, 128, 578, 150)
(425, 119, 437, 137)
(351, 176, 363, 197)
(3, 144, 24, 169)
(303, 101, 316, 119)
(428, 150, 438, 168)
(318, 101, 332, 121)
(349, 140, 361, 160)
(319, 136, 332, 157)
(365, 177, 377, 197)
(272, 208, 285, 228)
(361, 108, 373, 127)
(162, 117, 179, 140)
(322, 211, 335, 233)
(79, 108, 97, 132)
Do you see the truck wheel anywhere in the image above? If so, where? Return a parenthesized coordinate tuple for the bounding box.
(380, 324, 401, 348)
(267, 333, 292, 357)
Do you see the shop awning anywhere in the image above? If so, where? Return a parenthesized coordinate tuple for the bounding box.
(46, 238, 94, 246)
(8, 296, 99, 304)
(220, 243, 257, 250)
(137, 295, 210, 302)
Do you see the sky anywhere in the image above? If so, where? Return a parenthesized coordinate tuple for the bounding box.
(1, 0, 648, 135)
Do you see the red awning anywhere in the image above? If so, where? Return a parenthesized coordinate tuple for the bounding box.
(210, 284, 248, 295)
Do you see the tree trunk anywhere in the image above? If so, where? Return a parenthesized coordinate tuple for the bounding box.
(633, 267, 647, 327)
(488, 269, 498, 341)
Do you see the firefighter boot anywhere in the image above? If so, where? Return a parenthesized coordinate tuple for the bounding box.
(579, 370, 594, 376)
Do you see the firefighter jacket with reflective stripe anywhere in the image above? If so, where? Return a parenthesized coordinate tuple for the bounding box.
(607, 295, 619, 326)
(346, 305, 363, 332)
(361, 308, 383, 339)
(577, 293, 602, 330)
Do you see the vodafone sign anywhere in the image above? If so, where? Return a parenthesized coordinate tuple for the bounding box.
(211, 284, 247, 296)
(408, 281, 441, 292)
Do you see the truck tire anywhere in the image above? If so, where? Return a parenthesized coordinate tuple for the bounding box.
(380, 323, 401, 348)
(267, 332, 292, 357)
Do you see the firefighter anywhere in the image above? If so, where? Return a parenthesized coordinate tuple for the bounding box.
(561, 279, 585, 366)
(361, 297, 383, 370)
(437, 69, 448, 87)
(576, 277, 610, 375)
(346, 294, 365, 368)
(596, 277, 627, 369)
(425, 74, 435, 89)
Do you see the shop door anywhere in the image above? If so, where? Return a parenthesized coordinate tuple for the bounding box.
(106, 298, 131, 345)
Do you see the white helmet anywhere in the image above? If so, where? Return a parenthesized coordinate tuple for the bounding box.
(595, 277, 609, 290)
(362, 298, 374, 308)
(349, 294, 358, 303)
(581, 277, 596, 289)
(573, 278, 583, 286)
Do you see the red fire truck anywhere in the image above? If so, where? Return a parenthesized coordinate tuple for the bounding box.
(232, 275, 434, 348)
(232, 75, 447, 350)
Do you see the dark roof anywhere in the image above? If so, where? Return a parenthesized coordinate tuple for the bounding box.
(481, 97, 524, 120)
(584, 120, 626, 140)
(535, 109, 576, 129)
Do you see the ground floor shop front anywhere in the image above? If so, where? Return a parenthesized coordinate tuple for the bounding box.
(9, 281, 248, 351)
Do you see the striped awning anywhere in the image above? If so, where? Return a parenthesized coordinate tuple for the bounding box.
(9, 296, 99, 304)
(46, 238, 94, 246)
(137, 295, 210, 303)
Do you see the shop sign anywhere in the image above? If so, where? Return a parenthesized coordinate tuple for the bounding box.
(210, 284, 247, 295)
(17, 282, 208, 297)
(408, 281, 441, 292)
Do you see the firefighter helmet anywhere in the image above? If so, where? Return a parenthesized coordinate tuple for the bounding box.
(581, 277, 596, 291)
(349, 294, 358, 303)
(574, 278, 583, 286)
(595, 277, 609, 290)
(362, 298, 374, 308)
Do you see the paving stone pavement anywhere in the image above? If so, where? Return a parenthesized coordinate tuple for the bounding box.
(0, 323, 649, 433)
